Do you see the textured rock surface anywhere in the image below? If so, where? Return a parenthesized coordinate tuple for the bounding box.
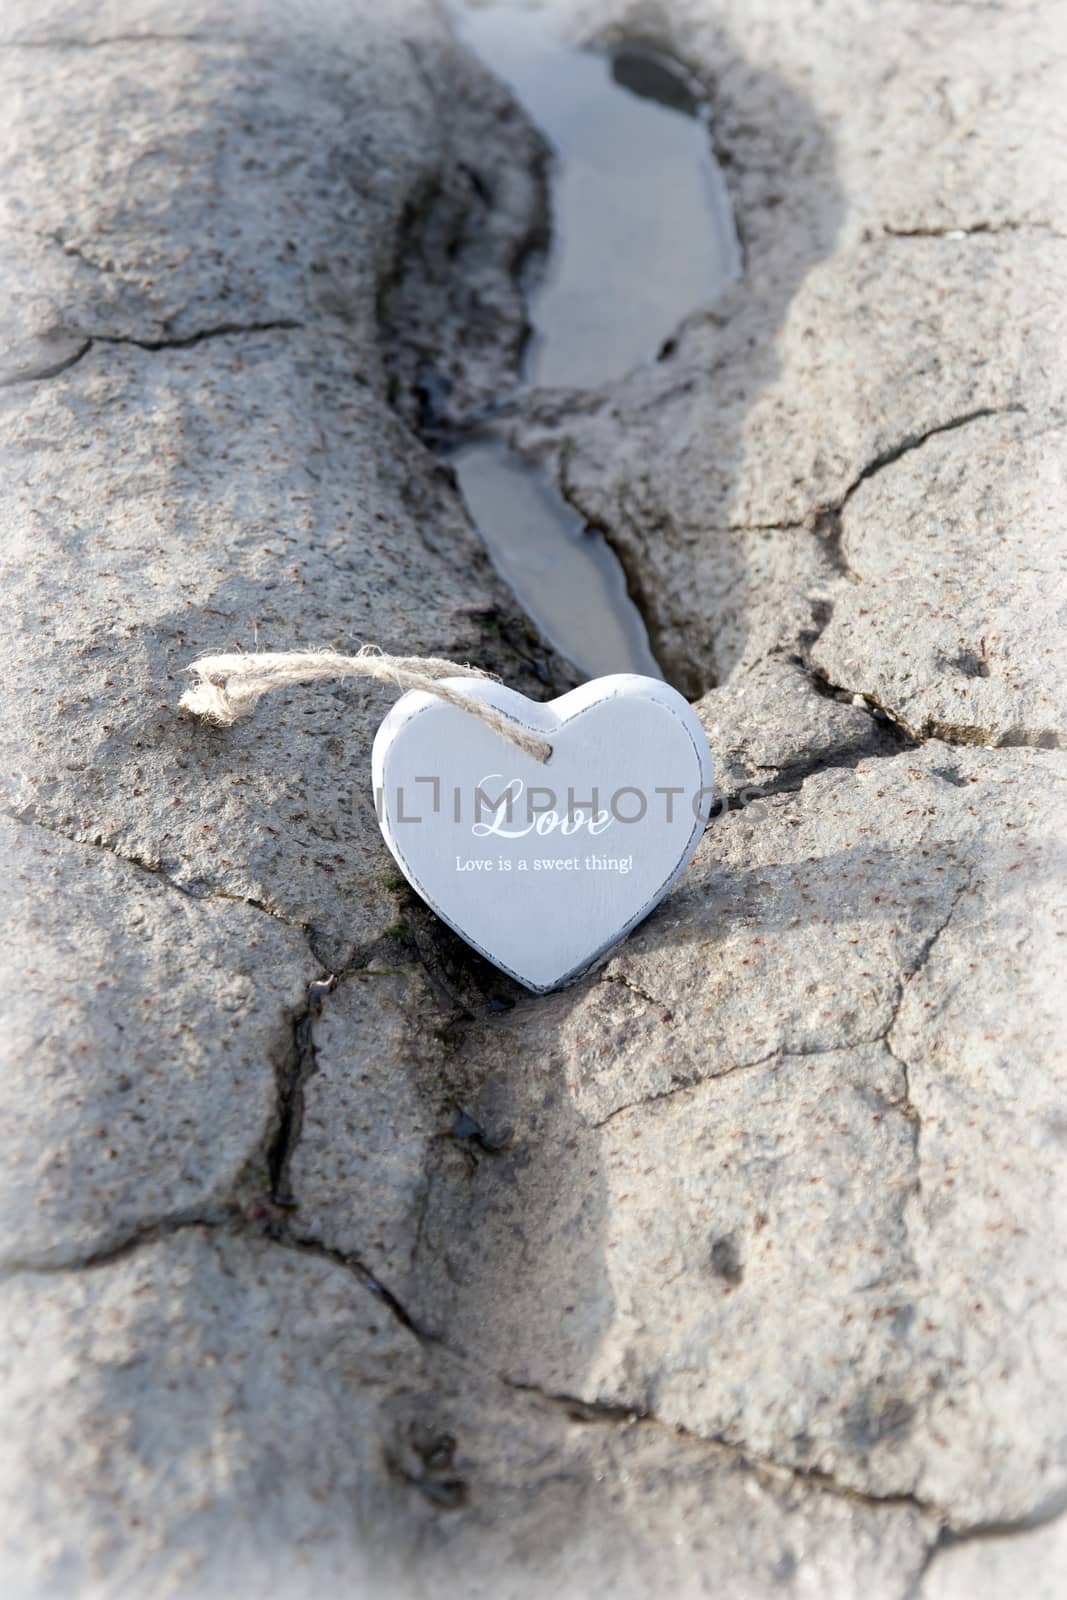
(0, 1229, 936, 1600)
(920, 1517, 1067, 1600)
(405, 746, 1067, 1528)
(1, 0, 1065, 1596)
(812, 413, 1067, 746)
(0, 1232, 416, 1599)
(288, 968, 445, 1282)
(0, 816, 310, 1270)
(510, 3, 1067, 698)
(0, 0, 568, 971)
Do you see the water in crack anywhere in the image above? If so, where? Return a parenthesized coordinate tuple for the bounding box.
(450, 430, 661, 679)
(454, 3, 740, 387)
(448, 0, 740, 682)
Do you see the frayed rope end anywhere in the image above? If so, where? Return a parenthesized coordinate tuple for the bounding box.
(178, 678, 242, 726)
(179, 653, 272, 725)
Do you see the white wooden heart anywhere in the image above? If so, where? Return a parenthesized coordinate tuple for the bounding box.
(371, 673, 713, 993)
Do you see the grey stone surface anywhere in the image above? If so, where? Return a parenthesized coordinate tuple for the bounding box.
(516, 233, 1067, 693)
(0, 815, 311, 1270)
(1, 0, 1065, 1594)
(0, 1231, 416, 1600)
(510, 1, 1067, 695)
(692, 653, 902, 797)
(920, 1517, 1067, 1600)
(812, 413, 1067, 746)
(289, 967, 445, 1283)
(0, 0, 569, 972)
(403, 745, 1067, 1528)
(0, 1228, 937, 1600)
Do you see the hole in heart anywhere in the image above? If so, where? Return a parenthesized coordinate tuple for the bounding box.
(389, 3, 740, 689)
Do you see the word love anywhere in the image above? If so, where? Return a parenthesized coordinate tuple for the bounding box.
(372, 673, 714, 992)
(471, 775, 613, 838)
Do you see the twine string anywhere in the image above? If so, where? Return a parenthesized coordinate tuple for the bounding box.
(179, 647, 553, 762)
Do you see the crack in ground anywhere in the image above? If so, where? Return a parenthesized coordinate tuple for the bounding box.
(589, 1041, 875, 1131)
(882, 867, 976, 1060)
(0, 340, 92, 388)
(1, 32, 210, 50)
(31, 1211, 923, 1533)
(6, 1216, 430, 1350)
(1, 321, 302, 386)
(7, 1210, 428, 1347)
(815, 405, 1026, 577)
(275, 1231, 429, 1339)
(2, 1216, 229, 1279)
(746, 728, 917, 797)
(806, 672, 1065, 752)
(883, 221, 1065, 241)
(593, 866, 976, 1133)
(3, 804, 313, 934)
(876, 867, 977, 1270)
(499, 1374, 944, 1527)
(20, 1209, 1061, 1560)
(884, 869, 976, 1051)
(907, 1496, 1067, 1599)
(545, 407, 1023, 704)
(577, 411, 1023, 570)
(790, 405, 1067, 752)
(724, 518, 808, 534)
(599, 971, 662, 1009)
(13, 1209, 936, 1523)
(267, 976, 337, 1209)
(94, 321, 302, 352)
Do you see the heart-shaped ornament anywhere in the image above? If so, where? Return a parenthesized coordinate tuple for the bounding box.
(372, 674, 713, 992)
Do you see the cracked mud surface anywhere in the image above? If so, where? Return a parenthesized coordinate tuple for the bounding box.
(0, 0, 1065, 1596)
